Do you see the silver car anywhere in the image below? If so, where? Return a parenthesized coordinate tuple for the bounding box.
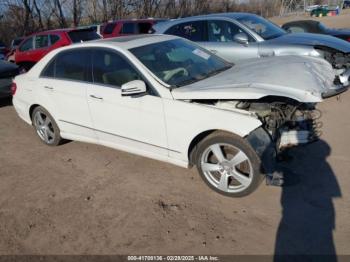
(153, 13, 350, 86)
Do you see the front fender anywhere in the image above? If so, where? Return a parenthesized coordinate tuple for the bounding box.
(164, 99, 262, 162)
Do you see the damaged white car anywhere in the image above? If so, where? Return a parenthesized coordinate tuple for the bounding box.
(13, 35, 348, 197)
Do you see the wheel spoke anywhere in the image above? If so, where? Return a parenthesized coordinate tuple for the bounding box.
(229, 151, 248, 166)
(202, 163, 221, 172)
(210, 144, 225, 162)
(231, 170, 251, 187)
(218, 172, 229, 192)
(36, 113, 44, 125)
(43, 129, 49, 142)
(46, 128, 54, 138)
(44, 116, 51, 126)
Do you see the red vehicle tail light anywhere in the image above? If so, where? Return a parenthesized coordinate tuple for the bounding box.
(11, 82, 17, 96)
(347, 38, 350, 42)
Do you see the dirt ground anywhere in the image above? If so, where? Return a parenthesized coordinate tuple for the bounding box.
(1, 13, 350, 257)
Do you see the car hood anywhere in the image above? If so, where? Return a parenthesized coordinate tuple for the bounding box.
(0, 61, 19, 78)
(171, 56, 339, 103)
(268, 33, 350, 53)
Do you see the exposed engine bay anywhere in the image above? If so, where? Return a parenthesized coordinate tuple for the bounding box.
(316, 47, 350, 86)
(193, 98, 323, 151)
(317, 47, 350, 70)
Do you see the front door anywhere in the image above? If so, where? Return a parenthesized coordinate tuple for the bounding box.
(86, 48, 168, 157)
(200, 20, 259, 63)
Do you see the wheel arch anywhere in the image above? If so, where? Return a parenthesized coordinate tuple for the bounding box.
(188, 129, 240, 167)
(29, 104, 40, 121)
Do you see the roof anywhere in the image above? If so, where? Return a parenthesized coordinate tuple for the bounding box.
(27, 27, 96, 36)
(153, 12, 258, 32)
(104, 18, 165, 24)
(76, 34, 179, 50)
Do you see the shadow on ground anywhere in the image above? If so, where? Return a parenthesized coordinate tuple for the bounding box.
(274, 140, 342, 262)
(0, 97, 12, 107)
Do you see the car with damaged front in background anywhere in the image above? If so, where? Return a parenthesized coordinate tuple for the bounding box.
(154, 13, 350, 87)
(12, 35, 347, 197)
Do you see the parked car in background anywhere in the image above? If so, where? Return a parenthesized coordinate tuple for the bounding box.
(154, 13, 350, 87)
(6, 37, 25, 63)
(0, 41, 8, 60)
(12, 35, 347, 197)
(15, 27, 101, 71)
(102, 18, 167, 38)
(343, 0, 350, 9)
(310, 6, 329, 17)
(305, 5, 320, 12)
(282, 20, 350, 42)
(0, 60, 19, 98)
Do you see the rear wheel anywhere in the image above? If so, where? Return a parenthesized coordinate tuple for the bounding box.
(195, 131, 264, 197)
(32, 106, 62, 146)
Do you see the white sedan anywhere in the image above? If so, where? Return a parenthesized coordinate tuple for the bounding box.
(12, 35, 345, 197)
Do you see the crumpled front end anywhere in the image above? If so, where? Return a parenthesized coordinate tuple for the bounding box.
(301, 57, 349, 98)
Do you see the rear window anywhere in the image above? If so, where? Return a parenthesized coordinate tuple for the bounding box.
(19, 37, 34, 51)
(166, 21, 207, 42)
(138, 23, 153, 33)
(35, 35, 49, 49)
(50, 34, 60, 45)
(41, 49, 91, 82)
(103, 23, 116, 34)
(67, 30, 100, 43)
(13, 38, 24, 47)
(121, 23, 136, 34)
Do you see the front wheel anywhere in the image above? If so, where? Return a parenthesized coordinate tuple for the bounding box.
(195, 131, 264, 197)
(32, 106, 62, 146)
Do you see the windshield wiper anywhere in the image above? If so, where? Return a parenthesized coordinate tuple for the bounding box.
(175, 77, 201, 87)
(206, 65, 232, 78)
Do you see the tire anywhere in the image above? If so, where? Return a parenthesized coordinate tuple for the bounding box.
(31, 106, 62, 146)
(195, 131, 264, 197)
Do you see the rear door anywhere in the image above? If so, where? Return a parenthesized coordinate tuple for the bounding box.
(39, 48, 95, 139)
(16, 36, 34, 63)
(165, 20, 207, 43)
(30, 34, 50, 62)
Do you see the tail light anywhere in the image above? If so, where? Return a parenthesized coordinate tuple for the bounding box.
(347, 38, 350, 42)
(11, 82, 17, 96)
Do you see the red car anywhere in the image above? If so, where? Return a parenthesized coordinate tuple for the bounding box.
(15, 28, 101, 71)
(102, 19, 167, 38)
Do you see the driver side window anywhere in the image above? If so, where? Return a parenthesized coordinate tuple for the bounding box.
(92, 49, 142, 88)
(286, 26, 306, 33)
(207, 20, 254, 43)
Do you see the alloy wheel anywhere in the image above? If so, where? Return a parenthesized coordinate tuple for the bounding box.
(200, 143, 253, 193)
(33, 110, 55, 144)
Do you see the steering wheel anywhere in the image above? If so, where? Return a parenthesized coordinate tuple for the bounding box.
(163, 68, 189, 82)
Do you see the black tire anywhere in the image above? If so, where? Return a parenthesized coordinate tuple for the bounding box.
(195, 131, 264, 197)
(31, 106, 62, 146)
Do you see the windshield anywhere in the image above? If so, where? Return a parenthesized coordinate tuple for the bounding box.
(236, 15, 286, 40)
(130, 39, 231, 87)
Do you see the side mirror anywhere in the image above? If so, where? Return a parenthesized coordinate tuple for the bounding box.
(121, 80, 147, 96)
(234, 33, 249, 46)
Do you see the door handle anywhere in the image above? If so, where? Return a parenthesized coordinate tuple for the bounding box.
(44, 86, 54, 90)
(90, 95, 103, 100)
(210, 49, 218, 54)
